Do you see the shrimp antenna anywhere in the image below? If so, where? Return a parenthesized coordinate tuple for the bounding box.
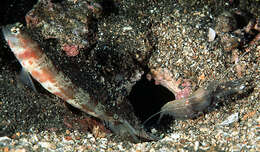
(142, 107, 174, 126)
(142, 111, 162, 126)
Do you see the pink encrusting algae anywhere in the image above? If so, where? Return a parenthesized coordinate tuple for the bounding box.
(2, 23, 155, 141)
(150, 68, 192, 100)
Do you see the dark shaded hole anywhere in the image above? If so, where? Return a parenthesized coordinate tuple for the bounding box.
(128, 73, 175, 127)
(232, 11, 258, 48)
(233, 11, 253, 29)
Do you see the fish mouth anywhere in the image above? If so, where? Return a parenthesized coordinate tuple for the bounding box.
(2, 23, 17, 36)
(2, 24, 12, 41)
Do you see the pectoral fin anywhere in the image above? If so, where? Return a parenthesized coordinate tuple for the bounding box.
(19, 68, 37, 92)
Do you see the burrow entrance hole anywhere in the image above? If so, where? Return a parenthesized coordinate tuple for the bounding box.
(128, 72, 175, 126)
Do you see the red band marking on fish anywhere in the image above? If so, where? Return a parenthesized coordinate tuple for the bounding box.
(18, 48, 40, 60)
(31, 70, 48, 83)
(28, 60, 33, 65)
(31, 68, 56, 83)
(41, 69, 56, 83)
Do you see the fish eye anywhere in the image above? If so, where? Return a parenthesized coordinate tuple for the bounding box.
(11, 26, 20, 34)
(10, 23, 23, 34)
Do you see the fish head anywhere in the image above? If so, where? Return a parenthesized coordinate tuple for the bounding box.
(2, 23, 27, 55)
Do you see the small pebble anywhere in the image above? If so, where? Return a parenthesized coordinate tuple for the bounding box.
(220, 113, 239, 126)
(194, 141, 200, 151)
(208, 27, 216, 42)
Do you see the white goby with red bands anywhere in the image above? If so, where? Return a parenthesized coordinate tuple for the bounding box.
(2, 23, 155, 141)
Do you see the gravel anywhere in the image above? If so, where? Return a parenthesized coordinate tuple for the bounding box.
(0, 0, 259, 151)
